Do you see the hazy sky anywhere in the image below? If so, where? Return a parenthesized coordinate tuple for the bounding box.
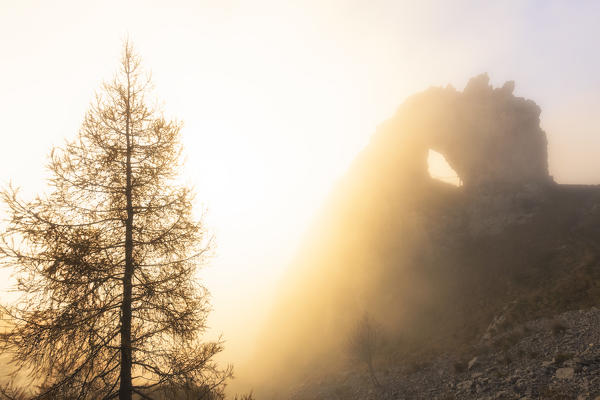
(1, 0, 599, 363)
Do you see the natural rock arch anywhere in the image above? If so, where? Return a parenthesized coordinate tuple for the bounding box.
(372, 74, 552, 189)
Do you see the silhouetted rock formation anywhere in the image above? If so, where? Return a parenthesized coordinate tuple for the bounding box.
(372, 73, 552, 188)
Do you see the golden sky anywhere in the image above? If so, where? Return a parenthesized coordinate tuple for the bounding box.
(1, 0, 599, 364)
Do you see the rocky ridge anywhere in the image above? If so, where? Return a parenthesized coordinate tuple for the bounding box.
(251, 76, 600, 399)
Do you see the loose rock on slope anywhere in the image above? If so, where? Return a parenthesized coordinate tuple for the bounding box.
(290, 307, 600, 399)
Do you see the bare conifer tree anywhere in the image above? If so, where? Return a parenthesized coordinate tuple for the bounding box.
(0, 41, 231, 400)
(349, 313, 381, 389)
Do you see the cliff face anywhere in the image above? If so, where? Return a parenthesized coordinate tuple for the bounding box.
(251, 76, 600, 398)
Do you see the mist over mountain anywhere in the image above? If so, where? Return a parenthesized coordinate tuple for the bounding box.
(241, 75, 600, 398)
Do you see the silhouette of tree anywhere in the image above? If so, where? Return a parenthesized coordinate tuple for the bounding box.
(0, 41, 231, 400)
(348, 313, 381, 389)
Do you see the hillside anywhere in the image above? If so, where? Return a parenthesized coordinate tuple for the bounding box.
(248, 75, 600, 398)
(290, 307, 600, 399)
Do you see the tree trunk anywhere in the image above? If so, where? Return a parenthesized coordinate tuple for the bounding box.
(368, 358, 380, 388)
(119, 61, 134, 400)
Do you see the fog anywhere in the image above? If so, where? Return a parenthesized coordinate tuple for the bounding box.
(233, 74, 576, 396)
(1, 1, 600, 398)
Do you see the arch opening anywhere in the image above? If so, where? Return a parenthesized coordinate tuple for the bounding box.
(427, 149, 461, 186)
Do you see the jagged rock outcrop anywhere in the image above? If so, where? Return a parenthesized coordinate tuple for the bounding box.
(370, 74, 552, 188)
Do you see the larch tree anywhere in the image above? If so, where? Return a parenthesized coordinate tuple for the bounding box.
(0, 42, 231, 400)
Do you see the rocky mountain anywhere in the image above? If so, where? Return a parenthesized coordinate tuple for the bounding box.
(250, 75, 600, 399)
